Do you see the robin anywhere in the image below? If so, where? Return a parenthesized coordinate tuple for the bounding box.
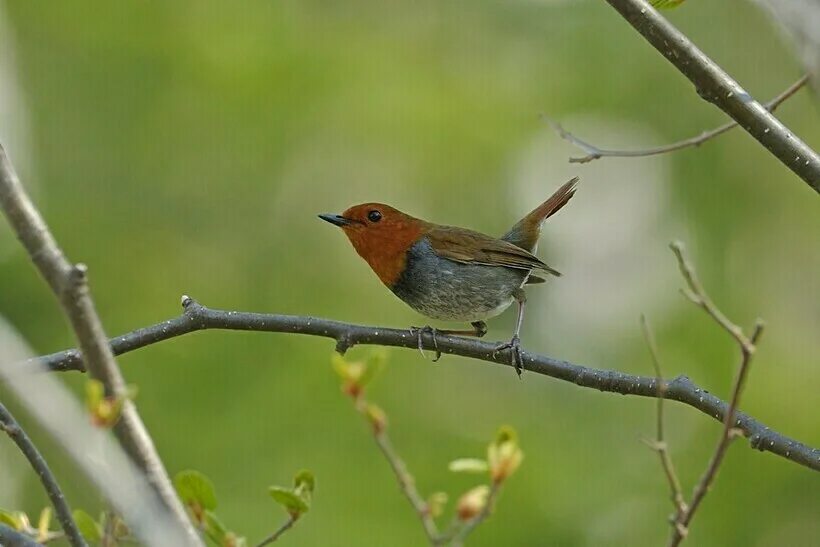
(319, 177, 578, 375)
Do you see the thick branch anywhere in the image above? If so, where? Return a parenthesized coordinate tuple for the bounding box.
(548, 75, 809, 164)
(604, 0, 820, 193)
(0, 404, 87, 547)
(0, 145, 201, 546)
(34, 296, 820, 472)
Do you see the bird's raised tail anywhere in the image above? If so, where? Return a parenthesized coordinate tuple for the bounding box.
(501, 176, 579, 252)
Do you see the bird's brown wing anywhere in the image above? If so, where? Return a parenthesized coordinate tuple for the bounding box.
(426, 226, 561, 277)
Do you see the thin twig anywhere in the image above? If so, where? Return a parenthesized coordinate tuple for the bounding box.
(354, 398, 441, 543)
(544, 74, 809, 163)
(604, 0, 820, 192)
(547, 75, 809, 164)
(0, 403, 88, 547)
(0, 144, 202, 546)
(30, 295, 820, 472)
(667, 242, 766, 546)
(450, 482, 501, 547)
(639, 315, 686, 517)
(255, 516, 297, 547)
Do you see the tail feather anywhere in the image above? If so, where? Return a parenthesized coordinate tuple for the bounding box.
(502, 177, 579, 252)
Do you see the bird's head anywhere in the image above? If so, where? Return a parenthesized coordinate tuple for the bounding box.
(319, 203, 427, 285)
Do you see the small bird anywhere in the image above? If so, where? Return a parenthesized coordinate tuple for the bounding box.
(319, 177, 578, 375)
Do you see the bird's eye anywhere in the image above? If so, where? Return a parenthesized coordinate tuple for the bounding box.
(367, 210, 382, 223)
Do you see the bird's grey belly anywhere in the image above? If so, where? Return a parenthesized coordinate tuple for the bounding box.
(391, 239, 527, 322)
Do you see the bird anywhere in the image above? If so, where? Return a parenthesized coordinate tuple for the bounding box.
(319, 177, 578, 375)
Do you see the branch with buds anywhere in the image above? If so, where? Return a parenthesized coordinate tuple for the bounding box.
(333, 352, 523, 545)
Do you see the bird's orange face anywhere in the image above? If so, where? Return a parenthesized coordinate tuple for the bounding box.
(319, 203, 427, 286)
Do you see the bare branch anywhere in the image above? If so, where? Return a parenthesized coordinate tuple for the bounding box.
(0, 404, 87, 547)
(547, 75, 809, 164)
(255, 516, 297, 546)
(667, 243, 766, 546)
(351, 398, 441, 543)
(639, 315, 686, 516)
(0, 144, 202, 546)
(604, 0, 820, 193)
(31, 296, 820, 472)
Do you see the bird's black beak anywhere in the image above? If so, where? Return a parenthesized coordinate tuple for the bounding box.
(318, 213, 353, 227)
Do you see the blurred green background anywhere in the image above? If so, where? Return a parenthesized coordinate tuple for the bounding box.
(1, 1, 818, 545)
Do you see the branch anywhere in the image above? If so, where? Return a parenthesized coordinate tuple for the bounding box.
(0, 144, 202, 546)
(350, 394, 441, 543)
(639, 315, 686, 517)
(0, 524, 44, 547)
(547, 75, 810, 163)
(667, 242, 766, 546)
(603, 0, 820, 193)
(33, 296, 820, 472)
(0, 404, 86, 547)
(254, 516, 296, 546)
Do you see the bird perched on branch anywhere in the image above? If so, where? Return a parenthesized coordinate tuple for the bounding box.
(319, 177, 579, 375)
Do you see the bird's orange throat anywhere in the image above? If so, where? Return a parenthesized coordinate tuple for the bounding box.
(341, 221, 426, 287)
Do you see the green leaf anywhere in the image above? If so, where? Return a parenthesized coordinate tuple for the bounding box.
(293, 469, 315, 494)
(269, 486, 309, 516)
(85, 379, 104, 412)
(448, 458, 489, 474)
(0, 509, 24, 530)
(72, 509, 102, 542)
(203, 510, 228, 543)
(174, 470, 218, 511)
(494, 425, 518, 446)
(358, 352, 385, 387)
(651, 0, 686, 8)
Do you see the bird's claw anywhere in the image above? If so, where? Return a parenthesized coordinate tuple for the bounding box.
(493, 335, 524, 377)
(409, 325, 442, 362)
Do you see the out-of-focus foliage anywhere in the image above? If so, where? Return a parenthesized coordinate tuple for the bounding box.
(0, 1, 818, 546)
(652, 0, 687, 9)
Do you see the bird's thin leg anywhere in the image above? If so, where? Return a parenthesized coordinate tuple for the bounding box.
(435, 321, 488, 338)
(494, 290, 526, 377)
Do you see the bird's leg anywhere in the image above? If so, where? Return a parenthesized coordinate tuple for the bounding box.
(493, 290, 526, 377)
(409, 325, 442, 362)
(409, 321, 487, 362)
(435, 321, 488, 338)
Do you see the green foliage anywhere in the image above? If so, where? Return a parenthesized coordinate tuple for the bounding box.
(72, 510, 102, 542)
(269, 469, 315, 519)
(651, 0, 687, 8)
(0, 508, 25, 530)
(332, 350, 387, 398)
(174, 470, 218, 512)
(448, 458, 489, 474)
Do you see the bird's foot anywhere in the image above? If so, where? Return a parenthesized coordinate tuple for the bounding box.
(493, 335, 524, 377)
(409, 325, 442, 362)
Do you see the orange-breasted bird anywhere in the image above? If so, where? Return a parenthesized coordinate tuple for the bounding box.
(319, 177, 578, 375)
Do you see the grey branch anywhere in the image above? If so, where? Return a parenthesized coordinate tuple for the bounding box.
(667, 242, 766, 546)
(604, 0, 820, 193)
(0, 404, 87, 547)
(0, 145, 202, 546)
(548, 75, 810, 164)
(33, 295, 820, 472)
